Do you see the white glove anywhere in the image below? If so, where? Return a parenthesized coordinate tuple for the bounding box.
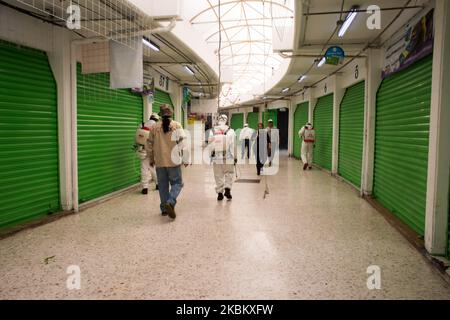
(137, 150, 147, 160)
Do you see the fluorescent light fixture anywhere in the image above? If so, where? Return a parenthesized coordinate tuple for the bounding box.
(184, 65, 195, 75)
(281, 87, 290, 93)
(298, 75, 307, 82)
(142, 37, 159, 51)
(338, 6, 359, 38)
(317, 57, 326, 67)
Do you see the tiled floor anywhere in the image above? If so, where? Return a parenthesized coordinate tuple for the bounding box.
(0, 154, 449, 299)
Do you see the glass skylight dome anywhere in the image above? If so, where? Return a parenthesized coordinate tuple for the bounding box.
(183, 0, 294, 107)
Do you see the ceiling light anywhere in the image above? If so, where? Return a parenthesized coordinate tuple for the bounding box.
(142, 37, 159, 51)
(317, 57, 326, 67)
(184, 65, 195, 75)
(338, 6, 359, 38)
(298, 75, 307, 82)
(281, 87, 290, 93)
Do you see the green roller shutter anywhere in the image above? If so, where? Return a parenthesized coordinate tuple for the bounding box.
(338, 81, 365, 188)
(293, 102, 309, 159)
(313, 94, 333, 170)
(0, 40, 60, 229)
(77, 65, 143, 203)
(230, 113, 244, 130)
(181, 106, 185, 127)
(153, 89, 173, 115)
(247, 112, 258, 130)
(373, 55, 432, 235)
(263, 109, 277, 127)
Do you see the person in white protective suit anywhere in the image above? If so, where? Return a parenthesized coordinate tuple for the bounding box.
(239, 123, 254, 159)
(208, 114, 238, 201)
(266, 119, 279, 166)
(298, 122, 315, 170)
(135, 113, 159, 194)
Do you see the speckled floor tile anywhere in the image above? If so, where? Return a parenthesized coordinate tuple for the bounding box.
(0, 154, 449, 299)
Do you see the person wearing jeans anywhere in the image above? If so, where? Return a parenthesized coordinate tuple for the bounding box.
(146, 105, 189, 219)
(155, 166, 184, 215)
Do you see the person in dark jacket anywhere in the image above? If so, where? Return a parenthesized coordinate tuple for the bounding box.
(252, 122, 270, 176)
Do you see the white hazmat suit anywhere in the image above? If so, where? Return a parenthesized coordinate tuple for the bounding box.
(208, 115, 237, 199)
(136, 116, 158, 191)
(298, 123, 315, 170)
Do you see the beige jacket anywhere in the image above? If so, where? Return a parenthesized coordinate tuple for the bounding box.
(146, 120, 188, 167)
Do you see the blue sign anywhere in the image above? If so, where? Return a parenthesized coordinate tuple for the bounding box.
(325, 46, 345, 65)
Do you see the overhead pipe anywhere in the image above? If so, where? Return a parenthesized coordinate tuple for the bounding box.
(302, 6, 423, 16)
(113, 18, 177, 39)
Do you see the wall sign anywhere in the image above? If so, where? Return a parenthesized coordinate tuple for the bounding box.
(325, 46, 345, 65)
(158, 74, 170, 91)
(382, 9, 434, 78)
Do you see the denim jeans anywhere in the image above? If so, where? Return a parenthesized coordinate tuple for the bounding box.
(156, 166, 184, 213)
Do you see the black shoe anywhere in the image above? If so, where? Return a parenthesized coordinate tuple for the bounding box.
(224, 188, 232, 200)
(303, 163, 308, 170)
(155, 184, 159, 190)
(308, 166, 312, 170)
(217, 193, 224, 201)
(164, 203, 176, 219)
(141, 188, 148, 194)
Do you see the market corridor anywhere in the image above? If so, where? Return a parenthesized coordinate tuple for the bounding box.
(0, 154, 449, 299)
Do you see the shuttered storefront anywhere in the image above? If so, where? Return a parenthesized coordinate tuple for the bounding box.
(247, 112, 258, 130)
(77, 65, 143, 203)
(153, 89, 173, 115)
(230, 113, 244, 130)
(338, 81, 365, 188)
(263, 109, 277, 127)
(373, 55, 432, 235)
(181, 106, 185, 127)
(293, 102, 309, 159)
(0, 40, 60, 228)
(313, 94, 333, 171)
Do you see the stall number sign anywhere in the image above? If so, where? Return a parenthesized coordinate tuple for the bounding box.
(158, 75, 170, 91)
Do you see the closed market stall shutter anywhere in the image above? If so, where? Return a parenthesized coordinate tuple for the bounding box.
(0, 40, 60, 229)
(230, 113, 243, 130)
(293, 102, 309, 159)
(181, 106, 185, 127)
(338, 81, 365, 188)
(263, 109, 277, 127)
(313, 94, 333, 170)
(77, 65, 143, 203)
(247, 112, 258, 130)
(373, 55, 432, 235)
(153, 89, 173, 115)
